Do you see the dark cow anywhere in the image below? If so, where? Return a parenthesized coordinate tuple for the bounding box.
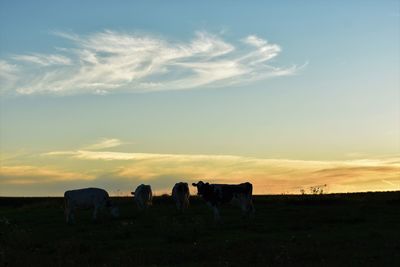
(172, 182, 190, 212)
(192, 181, 255, 220)
(131, 184, 153, 210)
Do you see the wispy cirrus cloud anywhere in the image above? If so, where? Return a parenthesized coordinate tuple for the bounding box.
(12, 53, 72, 66)
(1, 30, 299, 95)
(0, 60, 19, 93)
(83, 138, 124, 150)
(0, 60, 19, 75)
(44, 150, 242, 162)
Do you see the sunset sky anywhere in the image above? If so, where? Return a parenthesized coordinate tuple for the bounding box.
(0, 0, 399, 196)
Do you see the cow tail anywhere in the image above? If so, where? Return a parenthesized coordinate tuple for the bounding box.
(247, 183, 255, 214)
(247, 182, 253, 196)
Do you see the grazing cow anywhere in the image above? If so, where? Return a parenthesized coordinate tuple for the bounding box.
(131, 184, 153, 209)
(192, 181, 255, 221)
(64, 187, 119, 224)
(172, 182, 190, 212)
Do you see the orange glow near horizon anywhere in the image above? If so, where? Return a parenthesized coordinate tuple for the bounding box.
(1, 150, 399, 196)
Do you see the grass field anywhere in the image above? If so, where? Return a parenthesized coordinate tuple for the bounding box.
(1, 192, 399, 266)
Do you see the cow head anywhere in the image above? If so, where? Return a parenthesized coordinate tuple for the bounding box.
(192, 181, 210, 196)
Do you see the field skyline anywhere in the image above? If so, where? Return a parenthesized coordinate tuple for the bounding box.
(0, 1, 399, 196)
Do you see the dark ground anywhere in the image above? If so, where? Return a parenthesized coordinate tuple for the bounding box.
(0, 192, 399, 266)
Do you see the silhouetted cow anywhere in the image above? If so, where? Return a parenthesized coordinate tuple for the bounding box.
(192, 181, 255, 221)
(172, 182, 190, 212)
(64, 187, 119, 224)
(131, 184, 153, 209)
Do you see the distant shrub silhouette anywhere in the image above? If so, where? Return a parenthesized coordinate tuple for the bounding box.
(309, 184, 327, 195)
(299, 184, 327, 195)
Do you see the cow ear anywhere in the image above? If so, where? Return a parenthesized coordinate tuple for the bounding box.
(192, 183, 197, 187)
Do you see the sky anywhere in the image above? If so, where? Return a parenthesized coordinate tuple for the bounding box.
(0, 0, 399, 196)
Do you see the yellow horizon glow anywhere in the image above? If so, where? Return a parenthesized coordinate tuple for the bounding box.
(1, 149, 399, 196)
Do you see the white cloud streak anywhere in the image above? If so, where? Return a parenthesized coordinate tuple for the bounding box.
(83, 138, 123, 150)
(2, 30, 298, 95)
(12, 53, 72, 66)
(0, 60, 19, 93)
(44, 150, 243, 162)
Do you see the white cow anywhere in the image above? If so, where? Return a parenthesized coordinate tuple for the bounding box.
(64, 187, 119, 224)
(131, 184, 153, 209)
(172, 182, 190, 212)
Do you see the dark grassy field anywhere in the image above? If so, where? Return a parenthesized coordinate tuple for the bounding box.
(1, 192, 399, 266)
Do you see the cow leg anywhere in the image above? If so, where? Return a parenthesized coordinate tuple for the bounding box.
(65, 207, 70, 223)
(182, 199, 188, 212)
(236, 195, 254, 218)
(240, 197, 248, 214)
(93, 206, 99, 221)
(212, 206, 221, 221)
(71, 211, 75, 223)
(238, 196, 249, 217)
(64, 198, 73, 224)
(249, 199, 255, 215)
(178, 200, 184, 212)
(244, 198, 255, 218)
(137, 200, 143, 210)
(207, 202, 221, 221)
(68, 208, 75, 224)
(65, 210, 70, 224)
